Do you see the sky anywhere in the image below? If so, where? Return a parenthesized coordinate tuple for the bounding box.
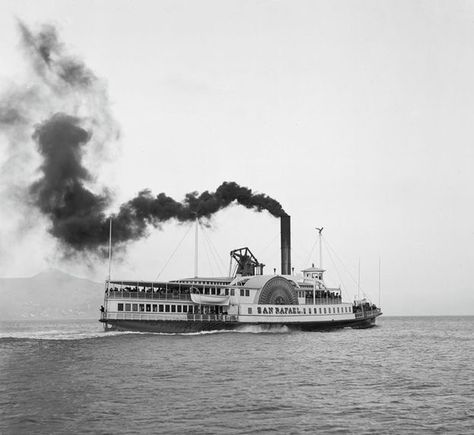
(0, 0, 473, 315)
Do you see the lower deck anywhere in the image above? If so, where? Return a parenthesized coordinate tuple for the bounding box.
(101, 315, 379, 333)
(100, 305, 382, 333)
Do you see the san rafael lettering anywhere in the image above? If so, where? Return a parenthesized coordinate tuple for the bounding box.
(257, 307, 306, 315)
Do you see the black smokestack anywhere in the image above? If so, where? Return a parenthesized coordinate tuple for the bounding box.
(280, 215, 291, 275)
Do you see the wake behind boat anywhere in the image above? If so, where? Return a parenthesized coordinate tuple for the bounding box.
(99, 216, 382, 333)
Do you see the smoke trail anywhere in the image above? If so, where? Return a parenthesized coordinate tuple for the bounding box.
(31, 112, 285, 253)
(2, 21, 286, 258)
(0, 21, 118, 259)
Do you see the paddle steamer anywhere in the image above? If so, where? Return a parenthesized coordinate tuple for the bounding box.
(100, 216, 382, 332)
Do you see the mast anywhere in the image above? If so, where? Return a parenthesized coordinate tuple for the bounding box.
(108, 217, 112, 283)
(378, 256, 381, 307)
(194, 217, 199, 278)
(315, 227, 324, 269)
(357, 258, 361, 300)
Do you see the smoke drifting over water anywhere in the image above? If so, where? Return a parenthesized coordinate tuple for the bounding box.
(1, 22, 285, 258)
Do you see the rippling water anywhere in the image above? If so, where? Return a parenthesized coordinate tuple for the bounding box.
(1, 317, 473, 434)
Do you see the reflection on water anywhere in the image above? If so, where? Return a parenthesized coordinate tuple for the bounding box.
(1, 317, 473, 434)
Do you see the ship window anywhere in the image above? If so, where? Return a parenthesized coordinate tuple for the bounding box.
(225, 289, 229, 296)
(171, 305, 176, 313)
(118, 303, 124, 312)
(165, 305, 170, 312)
(125, 303, 131, 311)
(183, 305, 188, 313)
(216, 288, 221, 295)
(248, 307, 252, 314)
(132, 304, 138, 312)
(319, 308, 322, 314)
(146, 304, 151, 312)
(211, 288, 216, 295)
(240, 289, 245, 297)
(245, 289, 250, 297)
(309, 308, 312, 314)
(323, 308, 326, 314)
(257, 307, 261, 314)
(153, 304, 157, 312)
(231, 289, 235, 296)
(159, 304, 164, 312)
(177, 305, 182, 313)
(139, 304, 145, 312)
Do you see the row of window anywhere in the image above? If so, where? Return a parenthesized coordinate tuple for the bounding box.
(200, 288, 250, 297)
(117, 303, 194, 313)
(253, 306, 352, 315)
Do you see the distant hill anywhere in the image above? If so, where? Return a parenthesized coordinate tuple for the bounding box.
(0, 269, 104, 320)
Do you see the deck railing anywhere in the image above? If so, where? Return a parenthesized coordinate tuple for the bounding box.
(101, 312, 237, 322)
(107, 291, 192, 301)
(354, 308, 382, 319)
(305, 298, 343, 305)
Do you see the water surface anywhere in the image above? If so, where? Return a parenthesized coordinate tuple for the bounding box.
(1, 317, 473, 434)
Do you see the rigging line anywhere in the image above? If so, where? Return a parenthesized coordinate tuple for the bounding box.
(304, 238, 318, 267)
(155, 224, 193, 281)
(200, 225, 217, 277)
(259, 233, 279, 255)
(322, 236, 373, 301)
(322, 236, 359, 286)
(208, 232, 227, 275)
(202, 231, 215, 277)
(201, 226, 226, 275)
(323, 243, 347, 296)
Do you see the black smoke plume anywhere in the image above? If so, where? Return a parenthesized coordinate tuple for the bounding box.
(31, 112, 286, 254)
(2, 22, 286, 258)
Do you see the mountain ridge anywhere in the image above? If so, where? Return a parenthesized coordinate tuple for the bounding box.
(0, 269, 104, 320)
